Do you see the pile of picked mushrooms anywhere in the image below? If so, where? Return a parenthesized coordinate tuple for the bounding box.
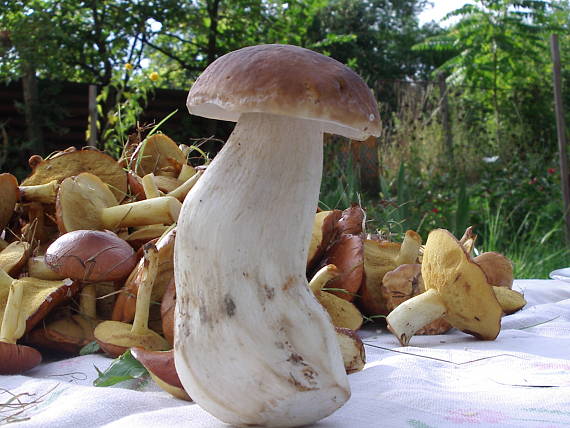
(0, 44, 526, 427)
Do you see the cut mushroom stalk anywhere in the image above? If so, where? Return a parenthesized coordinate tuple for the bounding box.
(309, 264, 363, 330)
(142, 173, 162, 199)
(177, 163, 196, 182)
(19, 180, 59, 204)
(27, 256, 67, 280)
(385, 288, 447, 346)
(99, 196, 181, 229)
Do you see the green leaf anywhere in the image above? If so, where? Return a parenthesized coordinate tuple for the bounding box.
(79, 341, 101, 356)
(93, 350, 149, 387)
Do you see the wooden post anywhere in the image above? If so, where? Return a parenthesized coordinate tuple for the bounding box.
(438, 72, 453, 163)
(353, 136, 380, 195)
(22, 62, 44, 154)
(88, 84, 98, 147)
(550, 34, 570, 246)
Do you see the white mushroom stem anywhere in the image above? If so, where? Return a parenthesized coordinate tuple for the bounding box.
(386, 288, 447, 346)
(0, 281, 26, 344)
(100, 196, 181, 228)
(175, 112, 349, 427)
(19, 180, 59, 204)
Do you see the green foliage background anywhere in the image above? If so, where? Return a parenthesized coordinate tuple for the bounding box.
(1, 0, 569, 276)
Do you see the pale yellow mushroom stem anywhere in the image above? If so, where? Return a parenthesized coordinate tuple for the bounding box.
(168, 170, 203, 201)
(142, 173, 162, 199)
(79, 284, 98, 319)
(27, 256, 66, 280)
(309, 264, 341, 294)
(131, 245, 159, 335)
(0, 281, 26, 344)
(100, 196, 181, 229)
(178, 163, 197, 182)
(396, 230, 422, 266)
(19, 180, 59, 204)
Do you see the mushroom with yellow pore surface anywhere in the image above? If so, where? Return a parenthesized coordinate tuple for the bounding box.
(308, 264, 364, 331)
(0, 281, 42, 374)
(359, 230, 422, 316)
(174, 44, 381, 427)
(386, 229, 503, 346)
(0, 268, 79, 335)
(28, 230, 138, 353)
(22, 148, 128, 202)
(56, 172, 181, 233)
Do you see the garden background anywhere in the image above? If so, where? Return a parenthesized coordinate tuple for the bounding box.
(1, 0, 569, 277)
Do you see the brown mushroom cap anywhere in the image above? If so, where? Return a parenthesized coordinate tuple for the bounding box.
(187, 44, 381, 140)
(45, 230, 137, 282)
(474, 251, 514, 289)
(320, 234, 364, 302)
(160, 277, 176, 346)
(130, 347, 191, 401)
(0, 173, 18, 231)
(0, 342, 42, 374)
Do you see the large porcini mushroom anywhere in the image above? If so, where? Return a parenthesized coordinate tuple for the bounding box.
(386, 229, 503, 346)
(175, 44, 381, 427)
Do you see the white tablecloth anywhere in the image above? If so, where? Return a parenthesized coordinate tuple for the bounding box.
(2, 279, 570, 427)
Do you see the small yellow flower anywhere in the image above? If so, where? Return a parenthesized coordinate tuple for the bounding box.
(149, 71, 159, 81)
(125, 63, 133, 70)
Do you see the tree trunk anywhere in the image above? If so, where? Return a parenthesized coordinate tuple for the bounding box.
(21, 62, 44, 155)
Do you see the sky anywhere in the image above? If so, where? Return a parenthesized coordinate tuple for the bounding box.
(418, 0, 468, 26)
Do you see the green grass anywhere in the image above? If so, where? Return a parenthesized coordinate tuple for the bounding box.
(477, 200, 569, 278)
